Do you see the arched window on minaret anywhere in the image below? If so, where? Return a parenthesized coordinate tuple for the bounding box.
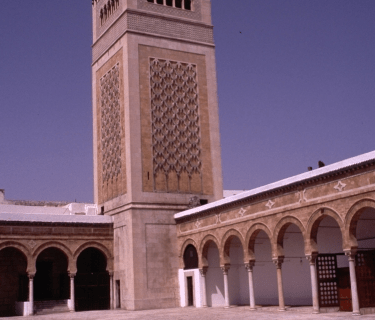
(103, 5, 107, 21)
(100, 9, 104, 25)
(106, 1, 110, 15)
(184, 0, 192, 10)
(175, 0, 182, 9)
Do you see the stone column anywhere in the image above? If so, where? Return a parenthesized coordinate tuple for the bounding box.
(345, 250, 361, 316)
(28, 273, 35, 316)
(199, 267, 208, 308)
(245, 261, 256, 310)
(69, 273, 76, 312)
(109, 272, 114, 310)
(306, 253, 319, 314)
(273, 257, 286, 311)
(221, 265, 230, 308)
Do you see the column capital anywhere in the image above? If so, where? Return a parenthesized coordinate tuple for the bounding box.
(199, 267, 208, 276)
(272, 257, 284, 269)
(306, 253, 318, 265)
(344, 249, 357, 261)
(221, 264, 230, 275)
(109, 271, 114, 277)
(69, 272, 76, 278)
(28, 273, 35, 279)
(245, 260, 255, 272)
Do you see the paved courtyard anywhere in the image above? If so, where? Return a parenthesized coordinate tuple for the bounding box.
(4, 306, 375, 320)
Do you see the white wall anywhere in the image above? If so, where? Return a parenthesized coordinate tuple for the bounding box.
(253, 230, 279, 306)
(228, 237, 249, 306)
(282, 224, 311, 306)
(178, 269, 203, 308)
(356, 208, 375, 250)
(206, 242, 225, 307)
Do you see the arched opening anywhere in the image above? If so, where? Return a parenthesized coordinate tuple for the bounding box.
(204, 241, 225, 307)
(252, 230, 278, 306)
(184, 0, 192, 10)
(279, 224, 311, 306)
(183, 244, 198, 270)
(34, 248, 69, 302)
(75, 248, 110, 311)
(351, 207, 375, 309)
(225, 236, 248, 306)
(0, 248, 28, 317)
(175, 0, 182, 9)
(313, 215, 345, 311)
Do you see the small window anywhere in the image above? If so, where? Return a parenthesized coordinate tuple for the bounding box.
(184, 0, 191, 10)
(200, 199, 208, 205)
(175, 0, 182, 8)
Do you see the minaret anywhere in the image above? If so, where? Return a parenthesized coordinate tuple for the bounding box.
(91, 0, 222, 310)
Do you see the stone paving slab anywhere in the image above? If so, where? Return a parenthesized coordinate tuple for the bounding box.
(4, 306, 375, 320)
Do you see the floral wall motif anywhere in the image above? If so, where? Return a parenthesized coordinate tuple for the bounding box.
(149, 58, 202, 192)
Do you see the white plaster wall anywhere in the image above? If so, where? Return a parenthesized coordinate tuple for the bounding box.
(178, 269, 203, 307)
(206, 243, 225, 307)
(253, 230, 279, 306)
(282, 224, 311, 306)
(356, 208, 375, 250)
(228, 237, 249, 306)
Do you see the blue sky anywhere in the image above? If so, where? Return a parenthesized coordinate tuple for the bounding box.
(1, 1, 374, 202)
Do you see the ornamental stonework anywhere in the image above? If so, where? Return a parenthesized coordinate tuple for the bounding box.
(149, 58, 202, 192)
(100, 63, 122, 184)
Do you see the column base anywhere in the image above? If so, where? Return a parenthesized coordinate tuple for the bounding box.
(224, 306, 230, 309)
(278, 308, 286, 312)
(312, 310, 320, 314)
(249, 307, 257, 311)
(352, 312, 361, 316)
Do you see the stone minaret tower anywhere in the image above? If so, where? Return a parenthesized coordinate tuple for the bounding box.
(91, 0, 222, 310)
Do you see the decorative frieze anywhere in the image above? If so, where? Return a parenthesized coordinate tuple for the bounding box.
(100, 63, 122, 185)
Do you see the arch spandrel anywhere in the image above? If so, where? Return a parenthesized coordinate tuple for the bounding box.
(180, 238, 198, 269)
(73, 241, 113, 272)
(198, 234, 220, 268)
(344, 198, 375, 249)
(245, 223, 273, 261)
(220, 229, 245, 265)
(306, 207, 346, 254)
(272, 216, 308, 256)
(0, 241, 32, 273)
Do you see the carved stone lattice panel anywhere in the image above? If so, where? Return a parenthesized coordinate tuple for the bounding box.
(149, 58, 202, 192)
(100, 63, 122, 184)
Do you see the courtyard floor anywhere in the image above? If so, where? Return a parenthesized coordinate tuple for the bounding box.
(4, 306, 375, 320)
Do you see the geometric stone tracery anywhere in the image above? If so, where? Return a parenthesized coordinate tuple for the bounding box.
(149, 58, 202, 192)
(100, 63, 122, 184)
